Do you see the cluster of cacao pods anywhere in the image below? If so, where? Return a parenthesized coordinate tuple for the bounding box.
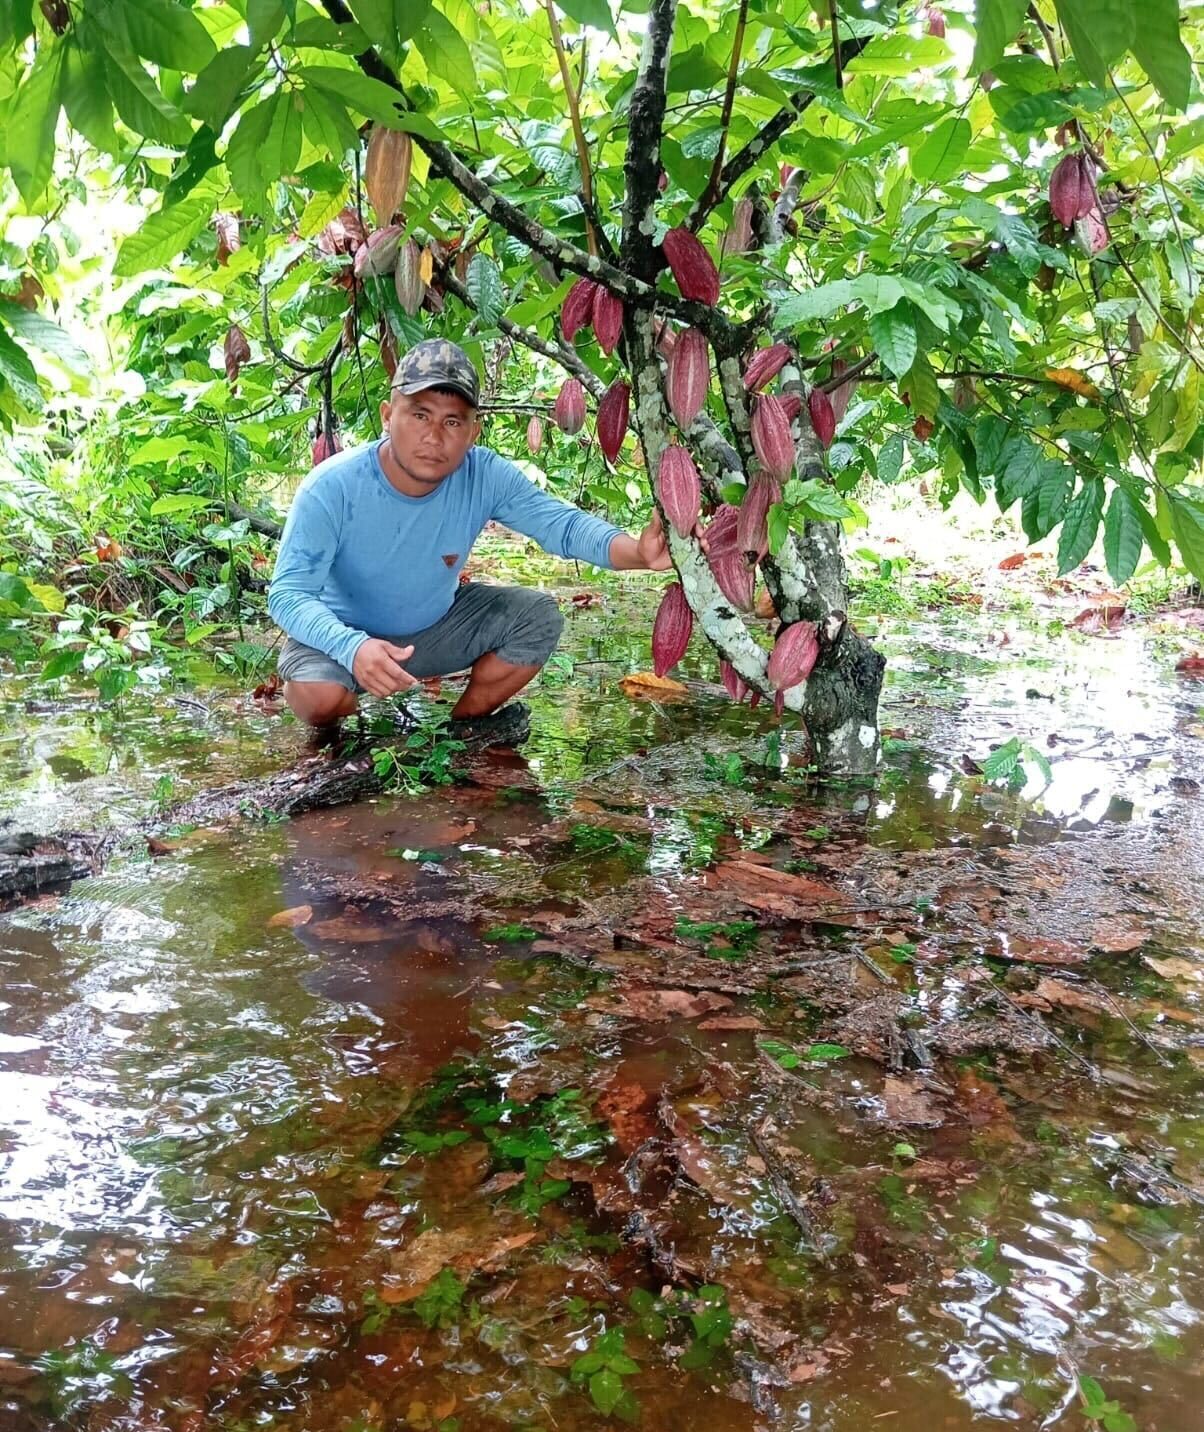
(1049, 151, 1108, 256)
(561, 277, 625, 355)
(704, 502, 755, 611)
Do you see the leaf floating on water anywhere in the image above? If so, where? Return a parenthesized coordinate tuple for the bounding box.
(618, 671, 690, 702)
(267, 904, 312, 928)
(882, 1074, 945, 1128)
(583, 988, 733, 1022)
(1090, 923, 1148, 954)
(1144, 955, 1203, 982)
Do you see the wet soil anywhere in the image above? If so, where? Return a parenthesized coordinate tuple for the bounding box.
(0, 562, 1202, 1431)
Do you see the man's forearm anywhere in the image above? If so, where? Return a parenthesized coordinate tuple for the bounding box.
(609, 533, 650, 569)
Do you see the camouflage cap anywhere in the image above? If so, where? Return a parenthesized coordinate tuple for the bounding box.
(390, 338, 480, 407)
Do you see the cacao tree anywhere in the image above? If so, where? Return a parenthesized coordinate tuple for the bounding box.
(1, 0, 1202, 772)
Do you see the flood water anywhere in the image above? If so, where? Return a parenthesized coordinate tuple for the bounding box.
(1, 568, 1202, 1431)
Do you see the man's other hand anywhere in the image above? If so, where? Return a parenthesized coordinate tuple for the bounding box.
(636, 509, 674, 570)
(352, 639, 417, 697)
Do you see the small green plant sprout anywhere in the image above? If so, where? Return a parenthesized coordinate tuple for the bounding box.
(674, 916, 759, 962)
(150, 773, 175, 813)
(413, 1267, 466, 1330)
(359, 1287, 392, 1336)
(888, 940, 917, 965)
(482, 922, 538, 943)
(978, 736, 1053, 794)
(371, 710, 465, 794)
(759, 1038, 850, 1070)
(1077, 1375, 1137, 1432)
(570, 1325, 640, 1420)
(628, 1284, 734, 1369)
(702, 750, 745, 785)
(35, 1339, 132, 1417)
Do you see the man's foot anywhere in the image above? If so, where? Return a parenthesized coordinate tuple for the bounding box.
(448, 701, 531, 748)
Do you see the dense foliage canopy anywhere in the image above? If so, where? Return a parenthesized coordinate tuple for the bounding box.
(0, 0, 1202, 721)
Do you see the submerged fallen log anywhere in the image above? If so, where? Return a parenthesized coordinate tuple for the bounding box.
(0, 704, 531, 911)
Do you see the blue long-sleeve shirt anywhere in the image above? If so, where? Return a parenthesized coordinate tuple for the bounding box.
(268, 441, 622, 672)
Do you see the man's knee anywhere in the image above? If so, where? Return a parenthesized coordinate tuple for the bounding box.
(488, 588, 563, 668)
(284, 680, 358, 726)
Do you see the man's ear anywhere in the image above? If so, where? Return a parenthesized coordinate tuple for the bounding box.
(379, 397, 392, 428)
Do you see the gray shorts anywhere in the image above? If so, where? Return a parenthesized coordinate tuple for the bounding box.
(277, 581, 564, 692)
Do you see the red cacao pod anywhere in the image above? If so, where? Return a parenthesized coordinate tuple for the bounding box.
(750, 394, 795, 480)
(743, 343, 791, 392)
(913, 415, 935, 442)
(767, 619, 819, 691)
(652, 582, 693, 678)
(592, 286, 624, 355)
(311, 428, 342, 466)
(662, 226, 720, 306)
(719, 659, 748, 704)
(526, 415, 544, 454)
(562, 277, 598, 342)
(553, 378, 586, 434)
(829, 358, 856, 424)
(737, 474, 781, 561)
(394, 238, 425, 315)
(1049, 152, 1097, 227)
(1075, 205, 1108, 256)
(923, 5, 945, 38)
(353, 224, 403, 279)
(708, 548, 755, 612)
(657, 444, 702, 538)
(224, 324, 251, 384)
(779, 393, 802, 423)
(808, 388, 836, 449)
(721, 197, 754, 256)
(706, 503, 740, 555)
(654, 319, 677, 360)
(668, 327, 710, 430)
(215, 212, 240, 266)
(596, 380, 630, 464)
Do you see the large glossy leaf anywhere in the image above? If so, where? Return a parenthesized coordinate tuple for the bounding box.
(417, 10, 477, 99)
(1168, 490, 1204, 583)
(0, 327, 42, 409)
(116, 0, 216, 71)
(1131, 0, 1194, 112)
(1103, 487, 1144, 584)
(1056, 479, 1104, 574)
(1053, 0, 1133, 88)
(868, 305, 917, 378)
(113, 188, 219, 277)
(0, 301, 90, 375)
(971, 0, 1027, 74)
(6, 44, 63, 204)
(909, 117, 970, 184)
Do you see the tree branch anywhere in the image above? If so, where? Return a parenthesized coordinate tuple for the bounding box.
(697, 0, 749, 217)
(441, 270, 604, 397)
(686, 33, 871, 232)
(621, 0, 677, 281)
(545, 0, 597, 258)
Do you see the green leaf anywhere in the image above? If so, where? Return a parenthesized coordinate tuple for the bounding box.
(262, 89, 303, 183)
(555, 0, 616, 36)
(184, 46, 255, 129)
(1103, 487, 1144, 584)
(774, 280, 855, 327)
(62, 41, 119, 154)
(301, 88, 361, 160)
(1056, 479, 1104, 574)
(103, 42, 192, 145)
(117, 0, 216, 71)
(901, 355, 939, 420)
(791, 478, 853, 520)
(42, 648, 86, 680)
(910, 117, 970, 184)
(353, 0, 432, 54)
(246, 0, 284, 46)
(149, 493, 214, 516)
(299, 65, 446, 138)
(417, 9, 476, 99)
(466, 253, 504, 328)
(1168, 491, 1204, 584)
(299, 187, 349, 238)
(982, 736, 1021, 782)
(113, 188, 218, 276)
(225, 97, 276, 209)
(876, 431, 906, 484)
(868, 304, 918, 378)
(0, 327, 42, 409)
(806, 1042, 850, 1061)
(6, 43, 63, 204)
(588, 1368, 625, 1415)
(971, 0, 1027, 73)
(0, 301, 90, 376)
(1053, 0, 1133, 88)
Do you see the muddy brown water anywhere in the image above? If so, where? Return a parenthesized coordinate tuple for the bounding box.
(0, 581, 1202, 1430)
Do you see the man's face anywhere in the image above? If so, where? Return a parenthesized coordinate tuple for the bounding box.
(380, 387, 481, 487)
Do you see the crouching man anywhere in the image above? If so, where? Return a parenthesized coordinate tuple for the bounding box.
(269, 339, 673, 739)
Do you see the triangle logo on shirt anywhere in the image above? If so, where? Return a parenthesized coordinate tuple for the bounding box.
(441, 553, 459, 567)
